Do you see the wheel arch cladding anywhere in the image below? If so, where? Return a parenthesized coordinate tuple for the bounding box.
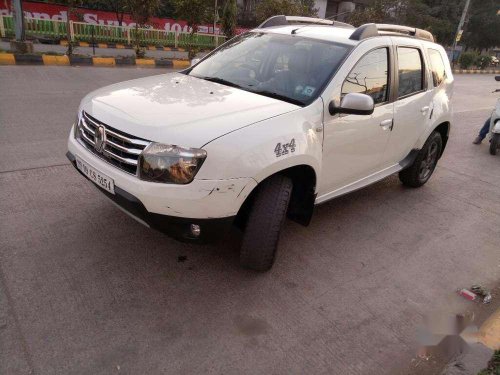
(434, 121, 450, 157)
(236, 164, 317, 228)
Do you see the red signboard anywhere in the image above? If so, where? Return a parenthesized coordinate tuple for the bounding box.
(0, 0, 247, 34)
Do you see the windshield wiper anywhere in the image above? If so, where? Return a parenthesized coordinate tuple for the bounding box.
(201, 76, 242, 89)
(250, 90, 304, 106)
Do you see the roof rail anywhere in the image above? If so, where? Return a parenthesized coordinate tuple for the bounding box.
(350, 23, 435, 42)
(258, 15, 354, 29)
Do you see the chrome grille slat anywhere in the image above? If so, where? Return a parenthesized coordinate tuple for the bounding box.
(105, 128, 151, 147)
(103, 147, 138, 165)
(81, 118, 95, 135)
(81, 130, 95, 145)
(76, 111, 151, 175)
(106, 139, 143, 155)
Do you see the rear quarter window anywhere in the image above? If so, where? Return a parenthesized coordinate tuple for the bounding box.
(428, 48, 447, 87)
(397, 47, 424, 98)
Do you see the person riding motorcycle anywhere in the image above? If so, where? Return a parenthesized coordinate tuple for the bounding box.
(472, 76, 500, 155)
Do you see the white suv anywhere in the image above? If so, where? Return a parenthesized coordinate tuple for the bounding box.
(67, 16, 453, 271)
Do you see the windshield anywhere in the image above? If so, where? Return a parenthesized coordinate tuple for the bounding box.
(186, 32, 352, 106)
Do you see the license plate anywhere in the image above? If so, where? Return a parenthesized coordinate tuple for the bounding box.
(76, 156, 115, 194)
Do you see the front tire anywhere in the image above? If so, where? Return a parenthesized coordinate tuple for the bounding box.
(399, 131, 442, 188)
(240, 175, 293, 271)
(489, 133, 499, 155)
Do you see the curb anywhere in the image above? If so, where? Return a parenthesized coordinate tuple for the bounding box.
(58, 40, 186, 52)
(453, 69, 500, 74)
(0, 53, 190, 68)
(1, 38, 187, 52)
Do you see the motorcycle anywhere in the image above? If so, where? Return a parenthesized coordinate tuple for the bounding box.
(489, 75, 500, 155)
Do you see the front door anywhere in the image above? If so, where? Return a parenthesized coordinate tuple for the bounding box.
(319, 47, 394, 198)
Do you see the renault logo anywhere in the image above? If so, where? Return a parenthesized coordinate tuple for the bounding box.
(94, 125, 106, 153)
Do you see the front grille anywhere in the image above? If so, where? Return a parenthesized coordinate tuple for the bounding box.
(76, 111, 151, 175)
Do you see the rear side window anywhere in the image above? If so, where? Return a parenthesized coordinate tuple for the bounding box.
(341, 48, 389, 105)
(428, 49, 447, 87)
(397, 47, 424, 98)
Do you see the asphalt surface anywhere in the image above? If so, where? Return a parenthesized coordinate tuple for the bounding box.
(1, 67, 499, 375)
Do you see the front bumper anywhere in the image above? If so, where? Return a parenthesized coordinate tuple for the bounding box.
(67, 151, 235, 242)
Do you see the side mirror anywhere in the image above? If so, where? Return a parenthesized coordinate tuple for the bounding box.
(190, 58, 201, 67)
(329, 93, 375, 116)
(495, 76, 500, 82)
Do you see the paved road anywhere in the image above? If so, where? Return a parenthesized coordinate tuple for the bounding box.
(1, 67, 499, 375)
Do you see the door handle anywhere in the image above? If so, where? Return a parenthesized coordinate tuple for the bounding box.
(421, 106, 430, 114)
(380, 119, 393, 131)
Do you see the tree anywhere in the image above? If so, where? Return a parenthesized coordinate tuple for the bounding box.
(221, 0, 238, 38)
(404, 0, 462, 46)
(65, 0, 83, 55)
(300, 0, 319, 16)
(255, 0, 318, 24)
(157, 0, 176, 18)
(173, 0, 212, 58)
(173, 0, 212, 31)
(84, 0, 128, 26)
(463, 0, 500, 52)
(126, 0, 160, 57)
(346, 0, 470, 46)
(107, 0, 128, 26)
(347, 0, 406, 26)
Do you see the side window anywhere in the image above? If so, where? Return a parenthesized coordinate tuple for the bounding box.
(397, 47, 424, 98)
(428, 49, 447, 87)
(341, 48, 389, 105)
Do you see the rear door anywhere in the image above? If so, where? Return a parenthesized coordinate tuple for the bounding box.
(381, 39, 433, 165)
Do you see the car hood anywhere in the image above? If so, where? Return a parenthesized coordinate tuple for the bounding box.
(79, 73, 300, 147)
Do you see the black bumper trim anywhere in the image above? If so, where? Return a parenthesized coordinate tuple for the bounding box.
(66, 151, 234, 243)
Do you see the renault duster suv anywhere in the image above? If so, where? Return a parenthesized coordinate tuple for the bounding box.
(67, 16, 453, 271)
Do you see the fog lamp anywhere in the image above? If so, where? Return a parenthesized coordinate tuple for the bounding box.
(190, 224, 201, 237)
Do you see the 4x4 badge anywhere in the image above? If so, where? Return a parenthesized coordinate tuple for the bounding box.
(94, 125, 106, 153)
(274, 138, 296, 157)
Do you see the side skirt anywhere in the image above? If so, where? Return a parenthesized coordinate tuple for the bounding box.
(314, 149, 419, 205)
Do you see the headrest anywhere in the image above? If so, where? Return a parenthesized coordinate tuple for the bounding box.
(288, 49, 309, 74)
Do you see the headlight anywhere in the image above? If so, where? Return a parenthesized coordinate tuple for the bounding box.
(138, 143, 207, 184)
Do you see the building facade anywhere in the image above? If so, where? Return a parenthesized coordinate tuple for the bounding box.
(314, 1, 371, 21)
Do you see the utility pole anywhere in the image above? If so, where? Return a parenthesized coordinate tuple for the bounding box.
(451, 0, 472, 67)
(214, 0, 218, 46)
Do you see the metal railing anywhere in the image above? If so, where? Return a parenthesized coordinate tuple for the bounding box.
(0, 15, 225, 49)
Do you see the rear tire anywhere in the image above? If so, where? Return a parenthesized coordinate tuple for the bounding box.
(489, 133, 499, 156)
(399, 131, 442, 188)
(240, 175, 293, 272)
